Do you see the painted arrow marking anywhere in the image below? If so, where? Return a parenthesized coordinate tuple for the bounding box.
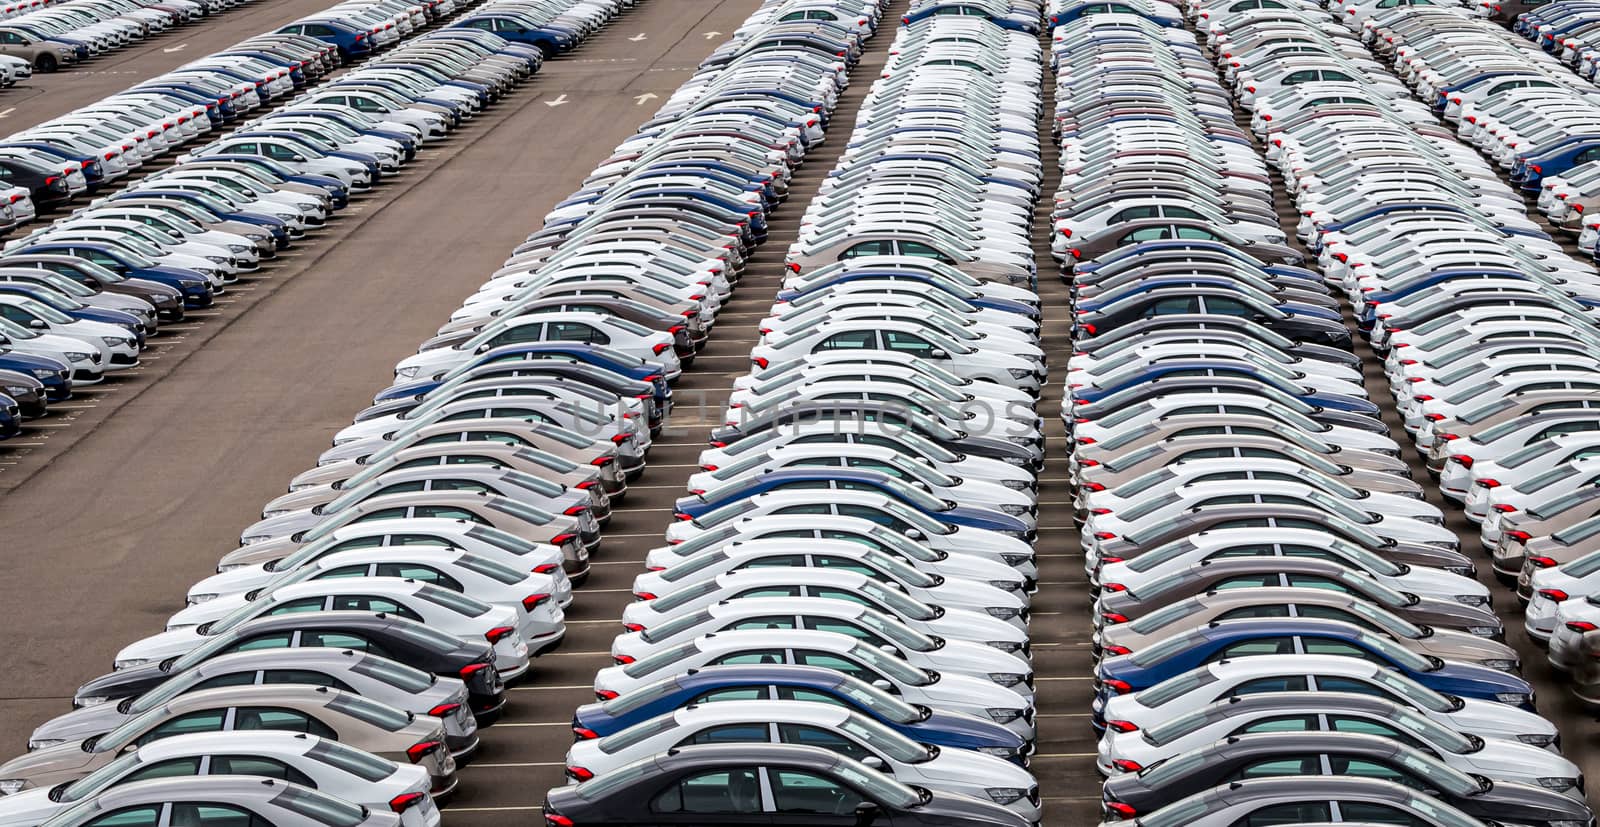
(162, 43, 187, 53)
(633, 92, 658, 105)
(543, 94, 568, 106)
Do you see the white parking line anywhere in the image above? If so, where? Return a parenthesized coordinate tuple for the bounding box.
(442, 806, 542, 812)
(508, 684, 594, 691)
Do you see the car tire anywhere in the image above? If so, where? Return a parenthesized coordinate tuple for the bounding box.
(34, 53, 55, 72)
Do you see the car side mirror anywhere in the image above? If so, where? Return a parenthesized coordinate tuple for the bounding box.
(854, 801, 881, 826)
(859, 755, 885, 770)
(26, 319, 44, 329)
(928, 348, 947, 359)
(870, 679, 892, 691)
(904, 528, 923, 541)
(1251, 313, 1268, 322)
(292, 154, 306, 162)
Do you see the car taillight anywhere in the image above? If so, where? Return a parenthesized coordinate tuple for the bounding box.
(1529, 556, 1559, 569)
(545, 815, 574, 827)
(590, 456, 614, 467)
(1093, 532, 1117, 540)
(427, 703, 461, 717)
(613, 654, 635, 664)
(1105, 801, 1137, 818)
(652, 342, 671, 355)
(1505, 530, 1533, 542)
(573, 726, 599, 740)
(551, 532, 577, 547)
(485, 626, 516, 644)
(634, 591, 657, 600)
(523, 593, 551, 611)
(594, 689, 618, 700)
(388, 793, 426, 814)
(1477, 479, 1501, 488)
(1103, 644, 1131, 656)
(753, 356, 769, 368)
(1493, 504, 1517, 513)
(674, 512, 692, 521)
(405, 741, 441, 763)
(1082, 481, 1106, 492)
(1103, 583, 1127, 593)
(565, 503, 590, 515)
(1103, 678, 1132, 694)
(1569, 621, 1598, 633)
(1539, 588, 1570, 602)
(533, 563, 560, 575)
(459, 662, 490, 680)
(622, 622, 644, 632)
(1104, 719, 1138, 733)
(575, 480, 597, 490)
(1451, 455, 1474, 468)
(1103, 613, 1129, 626)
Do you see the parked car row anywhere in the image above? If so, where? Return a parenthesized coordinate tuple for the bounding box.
(1038, 0, 1600, 823)
(0, 0, 586, 437)
(1330, 0, 1600, 723)
(0, 0, 649, 824)
(535, 2, 1060, 826)
(0, 0, 247, 77)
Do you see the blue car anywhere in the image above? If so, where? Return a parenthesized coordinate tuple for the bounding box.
(672, 468, 1033, 538)
(281, 19, 376, 60)
(1067, 359, 1380, 416)
(0, 349, 71, 401)
(1512, 134, 1600, 191)
(9, 242, 213, 308)
(105, 189, 293, 248)
(1050, 0, 1181, 28)
(451, 14, 573, 56)
(1311, 202, 1552, 247)
(0, 283, 145, 343)
(1359, 268, 1541, 311)
(1071, 276, 1334, 314)
(572, 664, 1030, 765)
(0, 392, 19, 439)
(1094, 618, 1536, 711)
(902, 3, 1040, 33)
(375, 346, 670, 416)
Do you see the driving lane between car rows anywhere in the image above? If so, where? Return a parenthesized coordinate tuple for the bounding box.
(1214, 27, 1600, 810)
(0, 0, 367, 130)
(430, 16, 1108, 823)
(0, 0, 768, 762)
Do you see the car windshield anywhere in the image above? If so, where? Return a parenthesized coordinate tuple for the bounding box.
(859, 581, 938, 621)
(466, 525, 536, 555)
(839, 713, 930, 762)
(273, 783, 370, 827)
(352, 654, 434, 692)
(855, 608, 937, 651)
(597, 713, 678, 754)
(640, 609, 713, 645)
(54, 750, 143, 803)
(1134, 666, 1220, 707)
(833, 761, 920, 809)
(1527, 487, 1600, 520)
(307, 738, 399, 782)
(847, 643, 931, 686)
(328, 692, 410, 730)
(1126, 597, 1206, 633)
(623, 642, 699, 678)
(454, 552, 526, 585)
(1128, 629, 1206, 667)
(1134, 748, 1208, 788)
(1143, 703, 1219, 746)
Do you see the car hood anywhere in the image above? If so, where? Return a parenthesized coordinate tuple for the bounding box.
(72, 665, 166, 708)
(0, 741, 101, 793)
(27, 702, 128, 747)
(911, 747, 1034, 788)
(0, 787, 66, 826)
(113, 627, 207, 668)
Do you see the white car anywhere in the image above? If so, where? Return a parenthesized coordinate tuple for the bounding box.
(27, 776, 403, 827)
(170, 547, 564, 648)
(0, 732, 437, 827)
(590, 630, 1035, 738)
(211, 518, 566, 582)
(392, 311, 679, 381)
(113, 577, 532, 678)
(0, 294, 138, 367)
(1092, 527, 1489, 606)
(1474, 454, 1600, 547)
(564, 701, 1041, 821)
(1097, 655, 1559, 749)
(1097, 692, 1574, 790)
(623, 554, 1028, 632)
(0, 316, 106, 383)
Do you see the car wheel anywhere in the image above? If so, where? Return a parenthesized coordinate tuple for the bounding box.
(34, 53, 55, 72)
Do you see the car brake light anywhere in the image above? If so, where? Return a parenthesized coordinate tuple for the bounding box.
(534, 563, 560, 575)
(1568, 621, 1598, 633)
(1529, 556, 1559, 568)
(1103, 583, 1127, 592)
(1450, 454, 1474, 468)
(1103, 644, 1131, 656)
(613, 654, 635, 664)
(1105, 801, 1138, 818)
(485, 626, 516, 644)
(565, 766, 593, 782)
(388, 793, 426, 814)
(634, 591, 657, 600)
(1103, 678, 1132, 694)
(551, 532, 577, 547)
(523, 593, 551, 611)
(545, 816, 575, 827)
(427, 702, 461, 717)
(1505, 530, 1532, 542)
(622, 623, 645, 632)
(1104, 720, 1138, 733)
(459, 662, 490, 680)
(753, 356, 769, 368)
(1093, 531, 1116, 540)
(405, 741, 441, 763)
(1476, 479, 1501, 488)
(594, 689, 618, 700)
(1539, 588, 1570, 602)
(1493, 504, 1517, 513)
(572, 727, 599, 740)
(1102, 612, 1128, 624)
(652, 342, 671, 355)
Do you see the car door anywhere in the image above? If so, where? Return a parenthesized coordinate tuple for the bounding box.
(646, 767, 769, 824)
(764, 767, 864, 825)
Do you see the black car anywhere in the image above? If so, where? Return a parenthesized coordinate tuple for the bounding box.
(72, 611, 508, 722)
(0, 368, 46, 418)
(707, 399, 1042, 470)
(1072, 286, 1351, 348)
(1073, 313, 1361, 370)
(1102, 732, 1592, 826)
(0, 155, 78, 208)
(543, 743, 1030, 826)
